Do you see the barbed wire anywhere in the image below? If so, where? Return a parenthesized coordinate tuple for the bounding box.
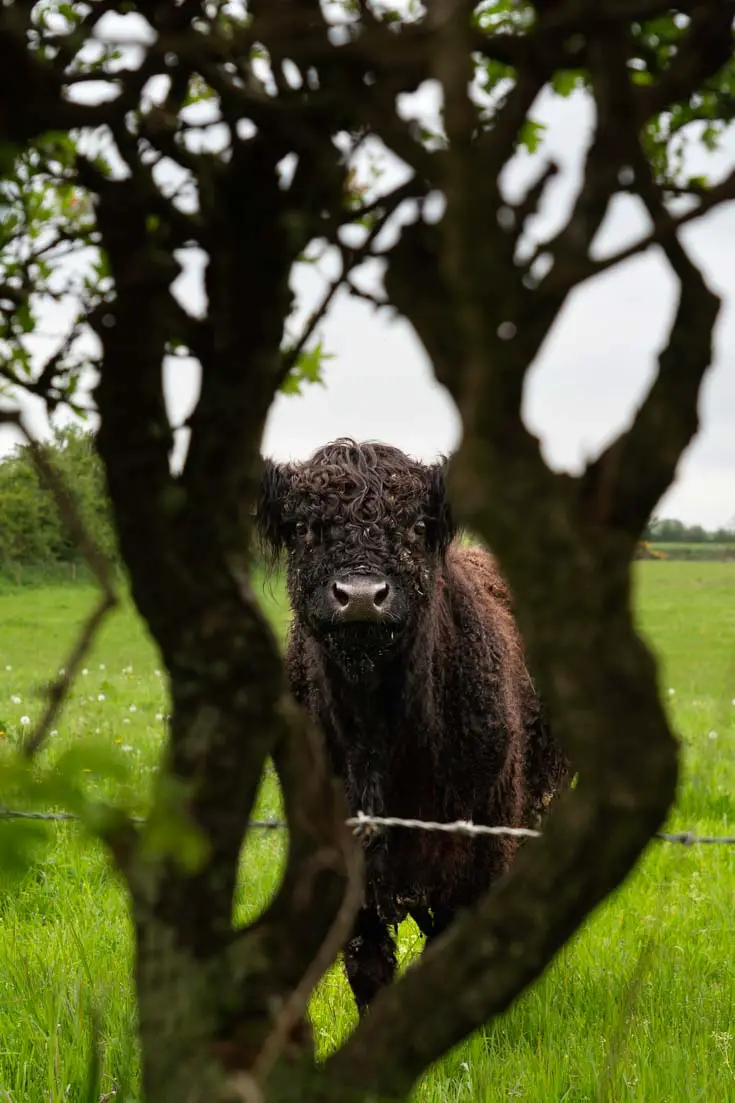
(348, 812, 542, 839)
(1, 806, 735, 845)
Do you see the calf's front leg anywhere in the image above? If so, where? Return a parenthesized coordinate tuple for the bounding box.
(343, 906, 396, 1014)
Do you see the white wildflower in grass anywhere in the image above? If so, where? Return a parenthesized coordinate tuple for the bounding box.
(4, 665, 11, 671)
(10, 695, 21, 704)
(129, 705, 137, 713)
(708, 730, 718, 741)
(59, 668, 65, 676)
(99, 663, 106, 671)
(123, 718, 131, 725)
(20, 716, 30, 725)
(121, 744, 133, 753)
(98, 694, 106, 701)
(50, 729, 57, 736)
(82, 668, 89, 675)
(154, 669, 162, 677)
(155, 713, 164, 721)
(668, 687, 676, 696)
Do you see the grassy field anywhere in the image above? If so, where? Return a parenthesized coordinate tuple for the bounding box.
(0, 562, 734, 1102)
(651, 542, 735, 561)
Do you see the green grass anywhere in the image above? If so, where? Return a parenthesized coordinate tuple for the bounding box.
(0, 563, 734, 1101)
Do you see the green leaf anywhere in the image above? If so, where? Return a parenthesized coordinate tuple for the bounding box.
(280, 339, 334, 396)
(14, 301, 34, 335)
(0, 820, 52, 882)
(517, 119, 546, 154)
(552, 71, 585, 97)
(54, 742, 132, 785)
(139, 775, 211, 874)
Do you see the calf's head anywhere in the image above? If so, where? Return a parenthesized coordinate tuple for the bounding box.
(256, 439, 455, 675)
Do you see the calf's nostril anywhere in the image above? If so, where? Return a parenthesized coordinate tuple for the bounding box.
(373, 582, 390, 608)
(332, 581, 350, 608)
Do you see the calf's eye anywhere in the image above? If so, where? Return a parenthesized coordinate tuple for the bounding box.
(413, 519, 427, 537)
(294, 520, 309, 538)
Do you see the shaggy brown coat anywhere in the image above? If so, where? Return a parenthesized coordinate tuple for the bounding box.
(257, 439, 569, 1011)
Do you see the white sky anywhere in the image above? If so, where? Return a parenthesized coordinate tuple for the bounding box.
(1, 73, 733, 528)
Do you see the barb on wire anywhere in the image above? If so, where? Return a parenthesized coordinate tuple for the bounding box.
(1, 807, 734, 846)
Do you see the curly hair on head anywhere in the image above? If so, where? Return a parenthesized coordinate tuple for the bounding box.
(257, 438, 455, 560)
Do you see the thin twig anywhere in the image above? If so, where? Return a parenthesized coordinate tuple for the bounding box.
(279, 179, 419, 382)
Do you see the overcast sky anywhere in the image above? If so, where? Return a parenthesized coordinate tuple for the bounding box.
(2, 76, 733, 528)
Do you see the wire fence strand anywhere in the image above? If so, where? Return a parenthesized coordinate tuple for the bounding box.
(1, 806, 735, 845)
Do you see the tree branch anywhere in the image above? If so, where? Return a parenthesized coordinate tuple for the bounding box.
(227, 698, 362, 1080)
(533, 0, 710, 31)
(635, 0, 735, 118)
(179, 141, 296, 522)
(580, 85, 724, 535)
(279, 178, 421, 384)
(580, 236, 721, 535)
(420, 0, 555, 417)
(528, 28, 640, 283)
(0, 12, 154, 143)
(85, 175, 180, 639)
(546, 165, 735, 291)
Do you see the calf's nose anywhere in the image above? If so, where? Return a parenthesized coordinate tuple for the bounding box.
(330, 576, 391, 621)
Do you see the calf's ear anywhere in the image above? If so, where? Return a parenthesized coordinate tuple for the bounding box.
(255, 458, 293, 553)
(424, 459, 456, 553)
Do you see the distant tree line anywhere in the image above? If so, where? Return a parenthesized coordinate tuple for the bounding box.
(0, 425, 119, 571)
(643, 516, 735, 544)
(0, 428, 731, 577)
